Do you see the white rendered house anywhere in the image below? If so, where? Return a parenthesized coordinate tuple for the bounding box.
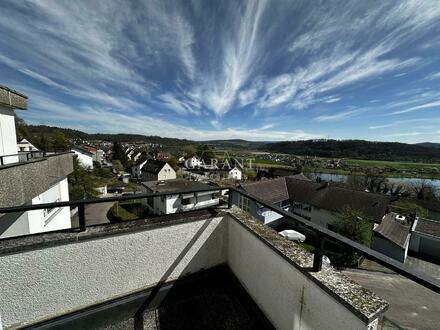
(185, 156, 203, 169)
(132, 158, 148, 178)
(228, 167, 242, 180)
(143, 179, 220, 215)
(141, 160, 176, 182)
(17, 138, 38, 152)
(0, 85, 73, 238)
(71, 147, 94, 169)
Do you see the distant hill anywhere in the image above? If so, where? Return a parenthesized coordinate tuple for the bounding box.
(22, 124, 440, 162)
(263, 139, 440, 162)
(25, 125, 194, 146)
(202, 139, 266, 150)
(417, 142, 440, 149)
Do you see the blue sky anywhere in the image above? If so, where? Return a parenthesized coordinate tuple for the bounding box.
(1, 1, 440, 142)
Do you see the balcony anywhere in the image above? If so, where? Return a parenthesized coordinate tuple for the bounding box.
(0, 187, 438, 330)
(0, 152, 73, 208)
(0, 207, 389, 330)
(180, 198, 220, 211)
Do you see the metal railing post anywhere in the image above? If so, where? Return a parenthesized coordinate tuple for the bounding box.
(312, 234, 325, 272)
(228, 188, 233, 209)
(78, 204, 86, 231)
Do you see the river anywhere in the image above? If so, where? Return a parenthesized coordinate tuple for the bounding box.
(307, 173, 440, 190)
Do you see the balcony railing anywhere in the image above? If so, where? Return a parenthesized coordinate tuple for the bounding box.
(0, 186, 439, 295)
(0, 151, 47, 166)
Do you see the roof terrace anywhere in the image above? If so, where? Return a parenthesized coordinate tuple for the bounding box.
(0, 187, 438, 329)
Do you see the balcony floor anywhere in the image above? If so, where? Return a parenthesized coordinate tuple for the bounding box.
(32, 266, 274, 330)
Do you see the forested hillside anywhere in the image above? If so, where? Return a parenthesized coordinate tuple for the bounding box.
(263, 140, 440, 162)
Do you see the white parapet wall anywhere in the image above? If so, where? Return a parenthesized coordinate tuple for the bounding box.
(0, 215, 227, 329)
(0, 210, 387, 329)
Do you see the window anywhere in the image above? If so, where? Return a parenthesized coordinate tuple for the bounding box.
(239, 195, 250, 212)
(182, 198, 191, 205)
(43, 198, 60, 217)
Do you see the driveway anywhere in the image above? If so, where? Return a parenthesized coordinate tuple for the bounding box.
(71, 201, 115, 227)
(342, 269, 440, 330)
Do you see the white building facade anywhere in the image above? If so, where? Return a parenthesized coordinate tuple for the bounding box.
(71, 148, 94, 169)
(228, 167, 242, 180)
(143, 180, 219, 215)
(0, 86, 73, 239)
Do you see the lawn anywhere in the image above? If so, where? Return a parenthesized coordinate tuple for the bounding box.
(344, 158, 440, 170)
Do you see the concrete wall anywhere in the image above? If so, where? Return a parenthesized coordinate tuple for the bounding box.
(227, 217, 372, 330)
(0, 179, 71, 239)
(371, 235, 406, 263)
(0, 215, 227, 329)
(0, 153, 73, 208)
(409, 232, 440, 262)
(0, 106, 19, 164)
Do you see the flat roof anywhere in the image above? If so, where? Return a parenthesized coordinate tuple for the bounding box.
(143, 179, 217, 193)
(0, 85, 28, 110)
(415, 218, 440, 237)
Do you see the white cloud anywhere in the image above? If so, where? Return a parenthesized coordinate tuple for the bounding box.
(426, 72, 440, 80)
(322, 96, 341, 104)
(260, 124, 274, 130)
(315, 109, 364, 122)
(390, 100, 440, 115)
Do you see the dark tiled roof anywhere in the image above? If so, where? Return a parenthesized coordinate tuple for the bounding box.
(142, 160, 167, 174)
(415, 218, 440, 237)
(143, 179, 216, 193)
(286, 178, 390, 221)
(374, 213, 411, 248)
(134, 154, 150, 165)
(242, 177, 390, 222)
(241, 177, 289, 203)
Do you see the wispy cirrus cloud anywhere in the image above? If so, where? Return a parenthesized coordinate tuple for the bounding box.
(390, 100, 440, 115)
(1, 1, 440, 142)
(314, 109, 365, 122)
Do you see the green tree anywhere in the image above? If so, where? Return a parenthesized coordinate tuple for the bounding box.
(35, 134, 52, 152)
(392, 200, 428, 218)
(331, 208, 373, 267)
(112, 141, 127, 165)
(197, 144, 215, 163)
(15, 116, 28, 140)
(68, 158, 99, 200)
(52, 130, 69, 151)
(183, 145, 197, 157)
(168, 156, 179, 170)
(149, 146, 161, 159)
(112, 160, 124, 173)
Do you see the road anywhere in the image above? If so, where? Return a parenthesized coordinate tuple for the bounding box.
(343, 269, 440, 330)
(71, 201, 115, 227)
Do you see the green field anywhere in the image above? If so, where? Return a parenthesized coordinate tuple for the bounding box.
(344, 159, 440, 170)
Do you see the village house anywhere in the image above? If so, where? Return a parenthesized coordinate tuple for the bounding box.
(185, 156, 203, 169)
(131, 155, 150, 179)
(17, 138, 38, 152)
(141, 159, 176, 182)
(234, 176, 391, 229)
(372, 213, 414, 263)
(0, 85, 73, 238)
(142, 179, 220, 215)
(71, 147, 94, 169)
